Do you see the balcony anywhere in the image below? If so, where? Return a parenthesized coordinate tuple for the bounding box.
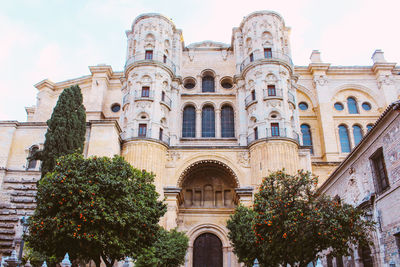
(263, 88, 283, 100)
(134, 90, 154, 101)
(266, 128, 299, 142)
(160, 93, 172, 109)
(120, 128, 170, 146)
(245, 93, 257, 107)
(239, 50, 293, 73)
(125, 52, 176, 74)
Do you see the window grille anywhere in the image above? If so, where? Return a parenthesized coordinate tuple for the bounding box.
(182, 106, 196, 137)
(339, 125, 351, 152)
(370, 148, 389, 193)
(202, 105, 215, 137)
(221, 106, 234, 137)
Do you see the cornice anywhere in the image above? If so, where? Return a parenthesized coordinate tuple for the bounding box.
(34, 79, 56, 91)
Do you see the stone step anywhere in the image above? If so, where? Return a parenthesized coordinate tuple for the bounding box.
(0, 235, 15, 241)
(0, 216, 19, 222)
(10, 197, 35, 204)
(5, 185, 36, 190)
(0, 229, 15, 235)
(4, 178, 39, 184)
(10, 192, 36, 197)
(0, 223, 15, 229)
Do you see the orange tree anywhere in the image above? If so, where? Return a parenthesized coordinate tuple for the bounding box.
(227, 170, 375, 267)
(25, 153, 167, 267)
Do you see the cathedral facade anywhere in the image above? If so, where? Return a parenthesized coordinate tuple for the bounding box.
(0, 10, 399, 266)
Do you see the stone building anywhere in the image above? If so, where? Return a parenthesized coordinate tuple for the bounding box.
(319, 100, 400, 267)
(0, 10, 399, 266)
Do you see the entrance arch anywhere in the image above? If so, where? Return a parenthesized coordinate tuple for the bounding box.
(193, 233, 223, 267)
(178, 160, 239, 208)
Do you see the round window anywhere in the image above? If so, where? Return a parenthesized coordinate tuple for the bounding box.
(111, 103, 121, 112)
(183, 77, 196, 89)
(298, 102, 308, 110)
(220, 77, 233, 89)
(362, 102, 371, 111)
(334, 102, 344, 111)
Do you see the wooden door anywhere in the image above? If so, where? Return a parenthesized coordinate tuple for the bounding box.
(193, 233, 222, 267)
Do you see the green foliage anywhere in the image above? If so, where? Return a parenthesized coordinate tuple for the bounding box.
(227, 170, 375, 267)
(34, 85, 86, 177)
(226, 206, 258, 267)
(135, 228, 189, 267)
(25, 153, 167, 267)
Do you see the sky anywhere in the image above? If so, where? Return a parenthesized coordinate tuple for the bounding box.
(1, 0, 399, 121)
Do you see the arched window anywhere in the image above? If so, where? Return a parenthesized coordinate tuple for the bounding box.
(202, 75, 215, 92)
(353, 125, 363, 146)
(182, 105, 196, 137)
(221, 105, 235, 137)
(367, 124, 374, 132)
(202, 105, 215, 137)
(301, 124, 313, 154)
(27, 146, 39, 170)
(347, 97, 359, 114)
(339, 125, 351, 153)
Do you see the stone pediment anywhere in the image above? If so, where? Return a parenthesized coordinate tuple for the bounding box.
(187, 40, 230, 50)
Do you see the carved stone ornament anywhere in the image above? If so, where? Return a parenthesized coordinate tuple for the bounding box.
(189, 49, 194, 62)
(377, 74, 394, 89)
(312, 75, 328, 87)
(237, 151, 250, 167)
(166, 151, 181, 162)
(155, 72, 163, 80)
(221, 50, 228, 61)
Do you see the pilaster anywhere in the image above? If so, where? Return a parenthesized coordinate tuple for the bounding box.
(163, 187, 181, 230)
(371, 50, 397, 105)
(87, 65, 113, 120)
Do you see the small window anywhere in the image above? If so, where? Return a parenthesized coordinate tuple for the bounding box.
(298, 102, 308, 110)
(202, 75, 215, 92)
(334, 102, 344, 111)
(161, 91, 166, 102)
(370, 148, 389, 193)
(249, 53, 254, 62)
(27, 146, 39, 170)
(347, 97, 359, 114)
(111, 103, 121, 113)
(145, 50, 153, 60)
(271, 123, 280, 137)
(251, 90, 256, 101)
(367, 124, 374, 131)
(254, 127, 258, 140)
(138, 124, 147, 137)
(220, 77, 233, 89)
(301, 124, 313, 154)
(183, 77, 196, 89)
(339, 125, 351, 153)
(267, 85, 276, 96)
(264, 48, 272, 58)
(362, 102, 371, 111)
(141, 86, 150, 97)
(163, 55, 167, 63)
(159, 128, 163, 141)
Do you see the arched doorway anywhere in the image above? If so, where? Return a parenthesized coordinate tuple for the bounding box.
(193, 233, 223, 267)
(359, 245, 374, 267)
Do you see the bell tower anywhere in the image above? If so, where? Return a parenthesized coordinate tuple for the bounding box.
(233, 11, 304, 182)
(120, 13, 183, 193)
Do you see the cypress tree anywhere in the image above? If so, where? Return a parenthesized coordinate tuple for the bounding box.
(34, 85, 86, 177)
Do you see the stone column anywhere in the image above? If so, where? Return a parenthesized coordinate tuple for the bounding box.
(169, 83, 180, 145)
(215, 109, 221, 138)
(237, 81, 248, 145)
(163, 187, 181, 230)
(195, 109, 202, 138)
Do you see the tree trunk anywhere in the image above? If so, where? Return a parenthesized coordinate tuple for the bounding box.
(93, 256, 101, 267)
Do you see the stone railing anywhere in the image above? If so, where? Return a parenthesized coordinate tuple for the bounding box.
(125, 52, 176, 74)
(239, 50, 293, 72)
